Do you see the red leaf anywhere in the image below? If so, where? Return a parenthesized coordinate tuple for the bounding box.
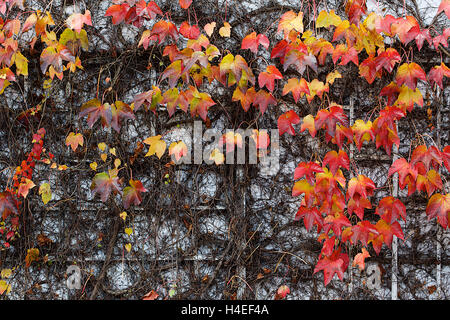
(314, 248, 349, 286)
(258, 65, 283, 92)
(295, 206, 323, 231)
(91, 169, 122, 202)
(0, 191, 18, 220)
(179, 0, 192, 9)
(79, 98, 113, 129)
(323, 150, 350, 175)
(136, 0, 163, 19)
(275, 285, 290, 299)
(294, 161, 323, 184)
(352, 248, 370, 270)
(278, 110, 300, 136)
(282, 78, 310, 103)
(375, 219, 404, 247)
(123, 179, 148, 209)
(438, 0, 450, 19)
(315, 104, 348, 138)
(426, 193, 450, 228)
(105, 3, 130, 25)
(179, 21, 200, 39)
(241, 32, 270, 53)
(376, 196, 406, 223)
(427, 62, 450, 89)
(395, 62, 426, 90)
(142, 289, 159, 300)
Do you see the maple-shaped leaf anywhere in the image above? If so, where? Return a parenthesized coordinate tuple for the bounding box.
(395, 62, 426, 90)
(375, 196, 406, 224)
(380, 82, 401, 105)
(105, 3, 130, 24)
(334, 124, 354, 149)
(258, 65, 283, 92)
(316, 10, 342, 29)
(300, 114, 317, 137)
(241, 32, 270, 54)
(323, 212, 352, 237)
(320, 236, 336, 256)
(143, 135, 167, 159)
(135, 0, 163, 19)
(426, 193, 450, 228)
(184, 86, 216, 120)
(294, 161, 323, 184)
(390, 16, 420, 45)
(278, 110, 300, 136)
(133, 86, 162, 112)
(323, 150, 350, 176)
(292, 179, 316, 207)
(275, 285, 290, 300)
(252, 89, 277, 115)
(438, 0, 450, 19)
(410, 145, 442, 171)
(395, 84, 423, 112)
(315, 104, 348, 138)
(25, 248, 39, 268)
(65, 132, 84, 152)
(0, 191, 18, 220)
(416, 170, 443, 197)
(415, 29, 432, 51)
(283, 50, 318, 75)
(282, 78, 310, 103)
(179, 21, 200, 39)
(314, 248, 349, 286)
(295, 206, 323, 232)
(347, 174, 375, 200)
(388, 158, 418, 192)
(352, 248, 370, 271)
(79, 98, 112, 129)
(149, 20, 178, 44)
(278, 11, 303, 38)
(345, 0, 367, 25)
(344, 220, 379, 246)
(375, 48, 401, 73)
(375, 219, 404, 247)
(427, 63, 450, 89)
(66, 10, 92, 33)
(359, 55, 382, 84)
(123, 179, 148, 209)
(40, 43, 75, 75)
(91, 169, 122, 202)
(219, 53, 255, 86)
(179, 0, 192, 9)
(332, 44, 359, 66)
(18, 178, 35, 198)
(111, 101, 135, 133)
(142, 290, 159, 300)
(351, 119, 374, 150)
(169, 141, 188, 162)
(232, 86, 256, 112)
(432, 28, 450, 49)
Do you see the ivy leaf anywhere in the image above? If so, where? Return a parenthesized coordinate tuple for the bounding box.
(179, 21, 200, 40)
(18, 178, 35, 198)
(91, 169, 122, 203)
(375, 196, 406, 224)
(292, 180, 316, 207)
(278, 110, 300, 136)
(278, 11, 303, 38)
(295, 206, 323, 232)
(314, 248, 349, 286)
(105, 3, 130, 25)
(282, 78, 310, 103)
(294, 161, 323, 184)
(66, 10, 92, 33)
(438, 0, 450, 19)
(111, 100, 135, 133)
(79, 98, 112, 129)
(65, 132, 84, 152)
(169, 141, 188, 162)
(427, 63, 450, 89)
(323, 150, 350, 175)
(258, 65, 283, 92)
(136, 0, 163, 19)
(179, 0, 192, 9)
(395, 62, 426, 90)
(241, 32, 270, 53)
(375, 219, 404, 247)
(38, 182, 52, 205)
(316, 10, 342, 29)
(425, 193, 450, 228)
(315, 103, 348, 138)
(123, 179, 147, 209)
(218, 22, 231, 37)
(351, 119, 374, 150)
(143, 135, 167, 159)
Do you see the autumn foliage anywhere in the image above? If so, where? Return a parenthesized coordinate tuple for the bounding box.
(0, 0, 449, 293)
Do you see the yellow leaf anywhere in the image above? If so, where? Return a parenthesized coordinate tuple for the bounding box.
(109, 147, 116, 156)
(90, 161, 97, 171)
(125, 227, 133, 236)
(209, 148, 224, 165)
(38, 182, 52, 204)
(144, 135, 167, 159)
(125, 243, 132, 252)
(1, 269, 12, 279)
(98, 142, 107, 152)
(119, 211, 127, 221)
(114, 158, 121, 168)
(0, 280, 11, 295)
(13, 52, 28, 76)
(100, 153, 107, 162)
(219, 22, 231, 37)
(326, 70, 342, 85)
